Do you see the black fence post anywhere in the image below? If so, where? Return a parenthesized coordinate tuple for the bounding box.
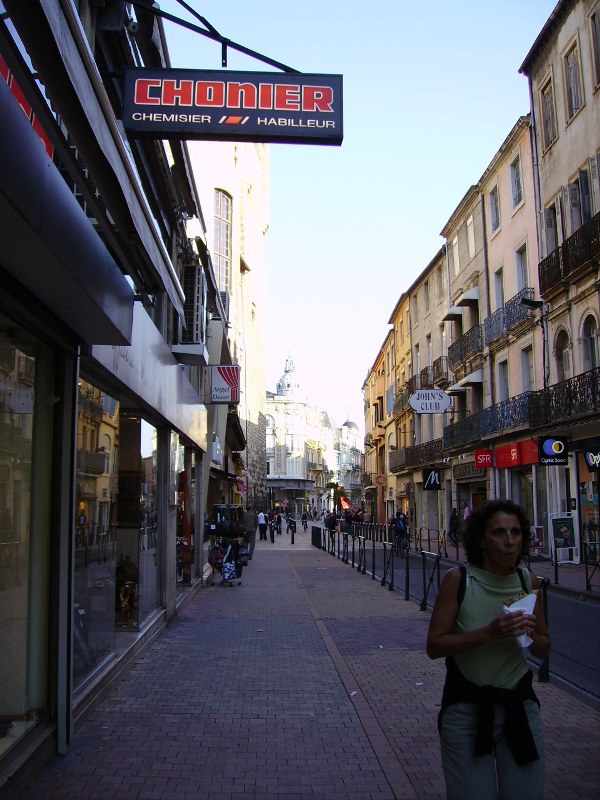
(372, 535, 376, 580)
(537, 577, 550, 683)
(404, 547, 410, 601)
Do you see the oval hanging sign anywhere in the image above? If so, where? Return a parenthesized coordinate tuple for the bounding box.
(409, 390, 452, 414)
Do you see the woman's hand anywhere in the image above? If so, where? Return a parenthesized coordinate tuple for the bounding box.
(488, 610, 536, 640)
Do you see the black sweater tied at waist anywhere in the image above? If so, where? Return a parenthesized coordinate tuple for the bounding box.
(439, 657, 540, 765)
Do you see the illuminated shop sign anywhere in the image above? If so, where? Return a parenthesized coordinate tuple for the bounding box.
(122, 68, 343, 145)
(538, 436, 568, 466)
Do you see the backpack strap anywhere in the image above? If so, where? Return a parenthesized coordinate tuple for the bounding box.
(457, 564, 530, 606)
(457, 564, 467, 606)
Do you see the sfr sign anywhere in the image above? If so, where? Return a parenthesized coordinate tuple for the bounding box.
(474, 449, 493, 469)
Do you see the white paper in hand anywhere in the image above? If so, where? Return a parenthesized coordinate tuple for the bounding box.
(503, 592, 537, 648)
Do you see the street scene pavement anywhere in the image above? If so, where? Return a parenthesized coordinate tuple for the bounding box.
(16, 525, 600, 800)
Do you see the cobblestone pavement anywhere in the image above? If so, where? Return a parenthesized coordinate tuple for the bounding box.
(16, 532, 600, 800)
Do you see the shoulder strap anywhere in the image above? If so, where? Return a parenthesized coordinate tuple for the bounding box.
(516, 565, 531, 593)
(457, 564, 467, 606)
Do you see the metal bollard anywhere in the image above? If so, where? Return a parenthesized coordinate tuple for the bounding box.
(537, 577, 550, 682)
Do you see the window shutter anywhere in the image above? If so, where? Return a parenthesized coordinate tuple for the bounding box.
(590, 155, 600, 215)
(568, 182, 582, 233)
(579, 169, 591, 224)
(544, 207, 557, 254)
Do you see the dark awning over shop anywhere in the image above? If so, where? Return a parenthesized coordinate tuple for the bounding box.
(0, 79, 134, 345)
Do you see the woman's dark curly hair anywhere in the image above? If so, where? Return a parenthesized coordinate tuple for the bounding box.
(463, 499, 531, 566)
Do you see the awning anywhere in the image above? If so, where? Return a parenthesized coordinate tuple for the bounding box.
(442, 306, 464, 321)
(459, 369, 483, 386)
(5, 0, 185, 319)
(447, 384, 467, 395)
(225, 411, 246, 451)
(456, 288, 480, 306)
(0, 79, 134, 345)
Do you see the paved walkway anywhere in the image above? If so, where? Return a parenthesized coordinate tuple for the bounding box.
(16, 529, 600, 800)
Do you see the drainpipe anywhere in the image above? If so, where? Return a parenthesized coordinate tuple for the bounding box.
(480, 192, 494, 409)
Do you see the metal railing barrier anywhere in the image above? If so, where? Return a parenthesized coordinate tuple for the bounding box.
(420, 550, 442, 611)
(381, 539, 395, 591)
(584, 542, 600, 592)
(357, 535, 367, 575)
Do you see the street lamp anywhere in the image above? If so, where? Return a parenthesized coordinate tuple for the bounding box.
(520, 297, 548, 390)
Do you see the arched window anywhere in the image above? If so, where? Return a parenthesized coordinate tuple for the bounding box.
(582, 315, 598, 372)
(555, 330, 570, 382)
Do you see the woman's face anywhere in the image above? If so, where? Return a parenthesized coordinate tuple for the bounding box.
(481, 511, 523, 575)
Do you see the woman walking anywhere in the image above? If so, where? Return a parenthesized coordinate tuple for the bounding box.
(426, 499, 551, 800)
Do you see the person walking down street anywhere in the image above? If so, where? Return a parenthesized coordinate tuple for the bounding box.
(449, 508, 459, 546)
(243, 505, 258, 557)
(426, 499, 551, 800)
(257, 510, 268, 541)
(463, 502, 472, 525)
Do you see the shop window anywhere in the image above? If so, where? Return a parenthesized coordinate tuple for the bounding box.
(0, 318, 53, 754)
(74, 381, 118, 684)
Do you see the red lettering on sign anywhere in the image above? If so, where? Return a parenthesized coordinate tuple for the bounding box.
(161, 80, 194, 106)
(227, 82, 258, 108)
(195, 81, 225, 107)
(303, 85, 334, 112)
(274, 84, 300, 110)
(134, 78, 161, 105)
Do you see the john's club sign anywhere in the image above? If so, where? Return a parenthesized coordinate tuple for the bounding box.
(122, 68, 343, 145)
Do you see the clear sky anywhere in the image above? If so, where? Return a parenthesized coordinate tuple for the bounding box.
(158, 0, 558, 434)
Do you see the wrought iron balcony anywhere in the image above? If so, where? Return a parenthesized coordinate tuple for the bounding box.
(539, 211, 600, 294)
(539, 247, 563, 294)
(420, 366, 434, 388)
(405, 438, 443, 467)
(484, 288, 535, 347)
(448, 324, 483, 370)
(479, 392, 535, 436)
(563, 212, 600, 277)
(393, 386, 411, 416)
(432, 356, 450, 386)
(389, 449, 407, 472)
(77, 450, 108, 476)
(443, 411, 482, 450)
(529, 366, 600, 429)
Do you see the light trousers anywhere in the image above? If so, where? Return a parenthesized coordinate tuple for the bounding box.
(440, 700, 544, 800)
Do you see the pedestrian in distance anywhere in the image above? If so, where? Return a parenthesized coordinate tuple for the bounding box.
(257, 510, 268, 541)
(426, 499, 551, 800)
(449, 507, 459, 546)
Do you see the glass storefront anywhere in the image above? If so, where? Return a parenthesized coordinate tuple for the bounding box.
(0, 317, 52, 756)
(74, 381, 118, 684)
(74, 385, 163, 686)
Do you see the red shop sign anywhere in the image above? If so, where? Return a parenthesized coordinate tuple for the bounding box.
(495, 443, 521, 469)
(474, 449, 493, 469)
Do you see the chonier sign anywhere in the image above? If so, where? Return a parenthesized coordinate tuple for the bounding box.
(122, 68, 343, 145)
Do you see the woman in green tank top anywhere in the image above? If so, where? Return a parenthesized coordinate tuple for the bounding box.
(426, 499, 551, 800)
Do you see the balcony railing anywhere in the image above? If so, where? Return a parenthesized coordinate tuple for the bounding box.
(420, 366, 434, 388)
(539, 247, 563, 294)
(432, 356, 450, 386)
(443, 411, 482, 450)
(389, 449, 407, 472)
(539, 211, 600, 294)
(448, 324, 483, 369)
(77, 450, 108, 476)
(393, 386, 411, 416)
(405, 438, 443, 467)
(563, 212, 600, 276)
(529, 366, 600, 428)
(479, 391, 534, 436)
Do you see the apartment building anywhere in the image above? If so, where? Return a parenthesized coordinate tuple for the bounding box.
(187, 140, 269, 516)
(388, 294, 413, 521)
(520, 0, 600, 553)
(363, 338, 392, 522)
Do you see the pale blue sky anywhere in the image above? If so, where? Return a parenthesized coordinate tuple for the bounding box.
(159, 0, 557, 432)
